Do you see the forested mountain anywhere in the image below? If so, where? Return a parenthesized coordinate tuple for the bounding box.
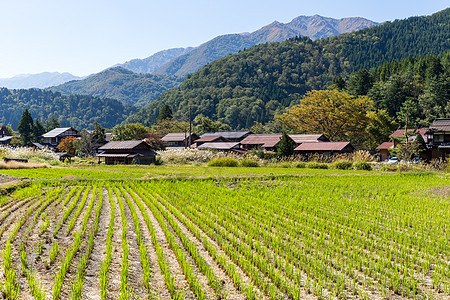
(49, 67, 183, 107)
(114, 47, 194, 74)
(0, 72, 83, 89)
(125, 8, 450, 129)
(154, 15, 378, 77)
(0, 88, 137, 130)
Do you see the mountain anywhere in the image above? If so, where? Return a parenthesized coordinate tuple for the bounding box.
(153, 15, 379, 77)
(0, 88, 137, 130)
(0, 72, 83, 89)
(49, 67, 183, 107)
(126, 8, 450, 129)
(114, 47, 194, 74)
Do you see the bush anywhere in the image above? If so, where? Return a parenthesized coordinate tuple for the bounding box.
(306, 162, 329, 169)
(353, 161, 372, 171)
(331, 160, 353, 170)
(295, 162, 306, 168)
(380, 165, 398, 172)
(207, 157, 239, 167)
(240, 159, 259, 167)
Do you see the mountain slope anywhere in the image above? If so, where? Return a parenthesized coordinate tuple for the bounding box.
(154, 15, 378, 77)
(49, 67, 183, 107)
(0, 72, 82, 89)
(114, 47, 194, 74)
(0, 88, 136, 130)
(126, 8, 450, 129)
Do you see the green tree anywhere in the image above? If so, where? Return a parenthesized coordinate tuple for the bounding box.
(33, 119, 45, 141)
(45, 115, 61, 132)
(364, 110, 398, 149)
(276, 131, 294, 158)
(17, 109, 34, 146)
(112, 123, 150, 141)
(92, 121, 106, 146)
(194, 115, 231, 135)
(157, 104, 173, 122)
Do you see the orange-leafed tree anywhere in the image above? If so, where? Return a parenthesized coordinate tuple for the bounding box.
(57, 136, 77, 154)
(277, 89, 373, 142)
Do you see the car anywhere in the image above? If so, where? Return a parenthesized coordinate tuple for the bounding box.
(387, 157, 398, 164)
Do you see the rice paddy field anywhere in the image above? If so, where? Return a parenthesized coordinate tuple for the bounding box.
(0, 166, 449, 299)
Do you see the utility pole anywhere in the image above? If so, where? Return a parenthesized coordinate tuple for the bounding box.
(188, 105, 192, 148)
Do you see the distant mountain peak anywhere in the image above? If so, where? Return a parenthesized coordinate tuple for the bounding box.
(0, 72, 83, 89)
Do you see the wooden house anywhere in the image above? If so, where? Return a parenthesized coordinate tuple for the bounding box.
(161, 133, 199, 149)
(240, 134, 292, 152)
(193, 135, 230, 147)
(41, 127, 80, 148)
(289, 134, 330, 146)
(376, 142, 395, 161)
(425, 119, 450, 160)
(200, 131, 251, 142)
(0, 126, 12, 145)
(97, 140, 157, 165)
(197, 142, 243, 152)
(294, 142, 355, 155)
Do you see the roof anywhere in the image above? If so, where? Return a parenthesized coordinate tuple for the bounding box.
(194, 135, 225, 143)
(197, 142, 240, 150)
(31, 142, 45, 149)
(0, 136, 13, 142)
(428, 119, 450, 132)
(295, 142, 353, 152)
(289, 134, 329, 144)
(0, 126, 11, 136)
(201, 131, 251, 139)
(98, 140, 149, 150)
(161, 133, 197, 142)
(240, 134, 282, 148)
(390, 129, 427, 139)
(42, 127, 78, 138)
(376, 142, 395, 150)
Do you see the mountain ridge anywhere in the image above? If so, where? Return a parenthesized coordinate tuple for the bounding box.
(0, 72, 83, 89)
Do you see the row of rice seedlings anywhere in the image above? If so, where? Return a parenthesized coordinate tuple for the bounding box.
(66, 186, 92, 235)
(142, 185, 259, 300)
(99, 185, 115, 300)
(116, 185, 153, 297)
(71, 185, 102, 300)
(20, 246, 46, 300)
(128, 183, 224, 298)
(131, 184, 206, 300)
(53, 186, 86, 237)
(1, 240, 19, 299)
(112, 185, 131, 299)
(52, 185, 97, 300)
(127, 183, 178, 297)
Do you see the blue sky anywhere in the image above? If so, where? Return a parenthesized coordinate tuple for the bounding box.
(0, 0, 447, 78)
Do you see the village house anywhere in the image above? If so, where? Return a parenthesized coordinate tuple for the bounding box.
(192, 135, 231, 148)
(294, 142, 355, 155)
(375, 128, 428, 161)
(0, 126, 12, 146)
(97, 140, 157, 165)
(288, 134, 330, 147)
(161, 133, 199, 149)
(425, 118, 450, 160)
(240, 134, 290, 152)
(41, 127, 80, 148)
(197, 142, 245, 152)
(200, 131, 252, 142)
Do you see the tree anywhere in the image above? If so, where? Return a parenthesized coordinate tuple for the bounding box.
(194, 115, 231, 135)
(157, 104, 173, 122)
(112, 123, 150, 141)
(150, 119, 189, 136)
(17, 109, 34, 146)
(45, 115, 61, 132)
(364, 110, 398, 149)
(33, 119, 45, 141)
(276, 131, 294, 158)
(58, 136, 77, 154)
(347, 69, 373, 96)
(75, 130, 94, 157)
(277, 90, 373, 142)
(91, 121, 106, 146)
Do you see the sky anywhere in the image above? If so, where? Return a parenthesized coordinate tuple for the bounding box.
(0, 0, 448, 78)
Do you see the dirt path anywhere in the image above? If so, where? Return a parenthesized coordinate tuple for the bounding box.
(82, 187, 109, 300)
(106, 188, 124, 300)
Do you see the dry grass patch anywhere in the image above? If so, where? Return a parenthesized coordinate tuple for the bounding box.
(0, 161, 50, 169)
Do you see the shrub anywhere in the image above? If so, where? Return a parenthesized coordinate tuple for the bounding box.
(240, 159, 259, 167)
(306, 162, 329, 169)
(295, 162, 306, 168)
(380, 165, 398, 172)
(353, 161, 372, 171)
(207, 157, 239, 167)
(331, 160, 353, 170)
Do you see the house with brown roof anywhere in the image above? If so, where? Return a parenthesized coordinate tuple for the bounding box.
(376, 142, 395, 161)
(197, 142, 243, 152)
(288, 134, 330, 146)
(294, 142, 355, 155)
(193, 135, 230, 147)
(161, 133, 199, 149)
(240, 134, 293, 152)
(375, 128, 428, 161)
(200, 131, 252, 142)
(97, 140, 157, 165)
(425, 118, 450, 160)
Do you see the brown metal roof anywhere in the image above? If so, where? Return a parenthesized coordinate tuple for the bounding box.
(201, 131, 251, 139)
(295, 142, 353, 151)
(376, 142, 394, 150)
(289, 134, 329, 143)
(98, 140, 148, 150)
(240, 134, 282, 148)
(391, 129, 427, 138)
(194, 135, 223, 143)
(197, 142, 240, 150)
(428, 119, 450, 132)
(161, 133, 197, 142)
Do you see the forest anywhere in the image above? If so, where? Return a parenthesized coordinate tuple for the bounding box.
(125, 8, 450, 129)
(0, 88, 137, 130)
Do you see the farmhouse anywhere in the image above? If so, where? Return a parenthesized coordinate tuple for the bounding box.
(97, 140, 156, 165)
(425, 118, 450, 160)
(375, 128, 428, 161)
(0, 126, 12, 145)
(240, 134, 284, 151)
(41, 127, 80, 148)
(376, 142, 395, 161)
(289, 134, 330, 146)
(193, 135, 230, 147)
(197, 142, 244, 152)
(200, 131, 252, 142)
(161, 133, 199, 149)
(294, 142, 355, 155)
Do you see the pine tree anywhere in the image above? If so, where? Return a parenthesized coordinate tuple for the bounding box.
(17, 109, 34, 146)
(276, 131, 294, 158)
(157, 104, 173, 122)
(33, 119, 45, 141)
